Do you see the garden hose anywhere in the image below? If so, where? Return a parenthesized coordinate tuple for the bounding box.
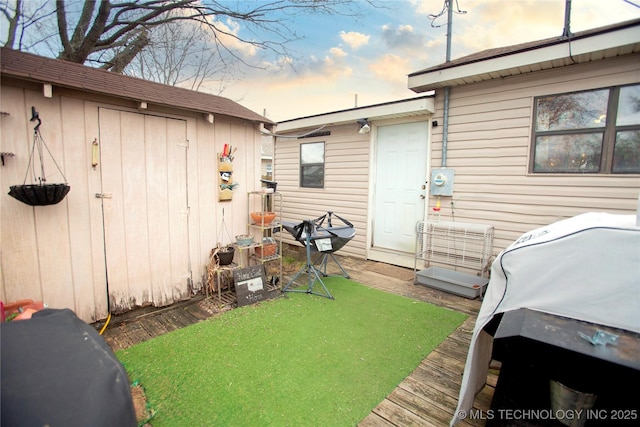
(99, 312, 112, 335)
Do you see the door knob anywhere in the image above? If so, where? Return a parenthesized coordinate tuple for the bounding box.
(420, 195, 425, 199)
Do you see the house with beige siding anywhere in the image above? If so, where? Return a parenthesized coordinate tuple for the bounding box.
(0, 48, 272, 323)
(273, 18, 640, 272)
(408, 18, 640, 254)
(273, 96, 435, 269)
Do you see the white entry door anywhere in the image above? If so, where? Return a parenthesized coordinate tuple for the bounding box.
(370, 121, 429, 267)
(98, 108, 190, 312)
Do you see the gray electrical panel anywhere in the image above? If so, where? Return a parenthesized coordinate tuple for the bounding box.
(430, 168, 455, 196)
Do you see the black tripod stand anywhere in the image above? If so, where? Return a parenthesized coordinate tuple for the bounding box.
(281, 220, 334, 299)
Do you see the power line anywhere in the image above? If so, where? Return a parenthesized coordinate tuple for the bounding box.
(428, 0, 467, 28)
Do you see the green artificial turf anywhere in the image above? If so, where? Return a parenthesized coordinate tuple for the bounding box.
(117, 277, 466, 426)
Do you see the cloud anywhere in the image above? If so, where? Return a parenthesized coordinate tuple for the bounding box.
(255, 46, 352, 93)
(368, 53, 411, 85)
(421, 0, 640, 60)
(381, 23, 424, 50)
(410, 0, 445, 17)
(207, 0, 640, 122)
(339, 31, 370, 50)
(200, 17, 259, 58)
(329, 47, 348, 58)
(453, 0, 563, 55)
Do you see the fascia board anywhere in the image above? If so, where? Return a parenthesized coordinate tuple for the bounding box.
(408, 26, 640, 92)
(276, 97, 435, 132)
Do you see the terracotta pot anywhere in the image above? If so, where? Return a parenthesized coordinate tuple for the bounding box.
(250, 211, 276, 225)
(255, 244, 277, 258)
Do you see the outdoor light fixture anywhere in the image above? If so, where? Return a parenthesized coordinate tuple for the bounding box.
(357, 119, 370, 134)
(92, 138, 99, 169)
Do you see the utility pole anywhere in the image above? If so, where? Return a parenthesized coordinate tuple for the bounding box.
(446, 0, 454, 62)
(562, 0, 572, 38)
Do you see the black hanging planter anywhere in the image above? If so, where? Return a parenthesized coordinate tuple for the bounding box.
(215, 245, 235, 266)
(8, 183, 71, 206)
(8, 107, 70, 207)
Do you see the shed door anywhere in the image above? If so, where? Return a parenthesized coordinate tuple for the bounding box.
(371, 122, 428, 263)
(98, 108, 190, 312)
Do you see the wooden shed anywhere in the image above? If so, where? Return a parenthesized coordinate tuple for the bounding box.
(0, 48, 272, 323)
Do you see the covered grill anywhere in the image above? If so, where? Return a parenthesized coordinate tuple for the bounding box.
(451, 212, 640, 426)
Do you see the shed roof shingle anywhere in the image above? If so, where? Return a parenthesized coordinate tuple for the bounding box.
(0, 47, 272, 124)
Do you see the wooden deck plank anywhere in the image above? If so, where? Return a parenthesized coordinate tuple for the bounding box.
(411, 361, 463, 399)
(119, 321, 153, 344)
(102, 329, 134, 351)
(370, 398, 441, 427)
(394, 379, 461, 424)
(386, 386, 455, 426)
(426, 347, 468, 374)
(184, 302, 213, 320)
(154, 311, 182, 332)
(138, 316, 171, 338)
(161, 307, 196, 328)
(434, 335, 472, 363)
(472, 384, 495, 412)
(358, 412, 396, 427)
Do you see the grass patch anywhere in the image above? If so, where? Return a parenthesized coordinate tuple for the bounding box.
(117, 277, 466, 426)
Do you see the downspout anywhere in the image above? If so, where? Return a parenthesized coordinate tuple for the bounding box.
(442, 87, 450, 167)
(441, 0, 454, 167)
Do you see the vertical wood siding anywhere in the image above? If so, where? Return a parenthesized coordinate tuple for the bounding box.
(1, 84, 261, 322)
(428, 54, 640, 255)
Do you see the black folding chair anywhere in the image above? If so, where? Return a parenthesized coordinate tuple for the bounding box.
(282, 212, 356, 299)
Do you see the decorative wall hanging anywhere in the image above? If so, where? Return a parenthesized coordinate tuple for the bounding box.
(218, 144, 238, 201)
(8, 107, 70, 206)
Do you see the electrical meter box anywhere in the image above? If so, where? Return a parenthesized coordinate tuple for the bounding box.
(430, 168, 454, 196)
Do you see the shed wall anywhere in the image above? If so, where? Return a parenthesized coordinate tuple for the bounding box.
(0, 83, 262, 322)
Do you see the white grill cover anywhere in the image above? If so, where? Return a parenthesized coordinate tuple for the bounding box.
(451, 212, 640, 426)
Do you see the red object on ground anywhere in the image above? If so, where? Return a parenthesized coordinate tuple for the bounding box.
(2, 299, 45, 321)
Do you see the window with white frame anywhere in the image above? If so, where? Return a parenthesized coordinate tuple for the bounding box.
(300, 142, 325, 188)
(531, 84, 640, 174)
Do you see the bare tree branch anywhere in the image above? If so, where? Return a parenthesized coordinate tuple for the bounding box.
(2, 0, 376, 86)
(3, 0, 57, 51)
(68, 0, 95, 48)
(2, 0, 20, 48)
(124, 18, 232, 93)
(105, 28, 149, 72)
(55, 0, 70, 51)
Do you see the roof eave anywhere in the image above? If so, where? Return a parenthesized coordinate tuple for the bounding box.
(275, 95, 435, 132)
(0, 48, 273, 125)
(408, 23, 640, 93)
(4, 72, 272, 125)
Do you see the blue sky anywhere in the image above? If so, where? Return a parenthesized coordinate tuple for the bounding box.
(215, 0, 640, 122)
